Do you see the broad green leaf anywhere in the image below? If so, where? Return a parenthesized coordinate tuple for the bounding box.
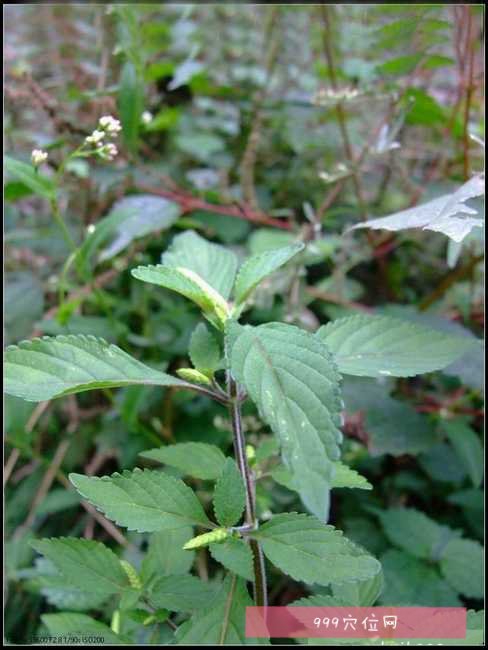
(148, 574, 217, 612)
(378, 549, 461, 607)
(4, 156, 56, 200)
(271, 462, 371, 492)
(131, 264, 230, 329)
(209, 538, 254, 582)
(227, 321, 343, 520)
(348, 175, 484, 243)
(376, 508, 460, 561)
(41, 612, 128, 644)
(189, 322, 222, 375)
(175, 575, 268, 645)
(233, 242, 304, 306)
(213, 458, 246, 527)
(331, 462, 372, 490)
(140, 527, 194, 583)
(331, 571, 384, 606)
(443, 420, 483, 488)
(289, 593, 345, 607)
(30, 538, 130, 596)
(161, 230, 238, 299)
(140, 442, 226, 480)
(69, 468, 212, 533)
(250, 513, 381, 586)
(439, 538, 484, 598)
(98, 195, 180, 262)
(4, 335, 185, 402)
(5, 271, 44, 345)
(118, 60, 143, 153)
(317, 315, 476, 377)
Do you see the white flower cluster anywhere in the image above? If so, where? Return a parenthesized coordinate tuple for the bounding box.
(312, 87, 361, 106)
(141, 110, 153, 125)
(31, 149, 48, 166)
(84, 115, 121, 160)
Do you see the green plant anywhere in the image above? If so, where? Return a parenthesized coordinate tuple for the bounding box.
(4, 228, 479, 643)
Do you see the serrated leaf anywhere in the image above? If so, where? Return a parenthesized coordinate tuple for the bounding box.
(439, 538, 484, 598)
(331, 571, 384, 606)
(189, 322, 222, 375)
(209, 538, 254, 582)
(443, 420, 484, 488)
(233, 242, 304, 306)
(348, 175, 484, 243)
(317, 315, 476, 377)
(379, 549, 461, 607)
(213, 458, 246, 527)
(175, 575, 268, 645)
(161, 230, 238, 299)
(140, 442, 226, 480)
(250, 513, 381, 586)
(4, 156, 56, 200)
(140, 527, 194, 583)
(69, 468, 212, 533)
(376, 508, 460, 561)
(41, 612, 128, 644)
(30, 538, 130, 596)
(4, 335, 185, 402)
(148, 574, 217, 612)
(331, 462, 372, 490)
(131, 264, 230, 329)
(227, 321, 343, 520)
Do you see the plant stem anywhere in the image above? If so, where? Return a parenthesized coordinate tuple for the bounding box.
(50, 196, 77, 252)
(227, 374, 268, 607)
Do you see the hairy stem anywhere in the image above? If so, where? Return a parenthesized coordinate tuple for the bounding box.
(227, 375, 268, 607)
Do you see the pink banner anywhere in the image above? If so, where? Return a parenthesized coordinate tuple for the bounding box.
(246, 607, 467, 639)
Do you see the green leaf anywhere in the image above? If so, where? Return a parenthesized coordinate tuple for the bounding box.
(189, 322, 222, 376)
(379, 549, 461, 607)
(439, 538, 483, 598)
(161, 230, 238, 299)
(209, 538, 254, 582)
(148, 574, 217, 612)
(331, 570, 384, 607)
(139, 442, 227, 480)
(227, 321, 343, 520)
(4, 156, 56, 200)
(69, 468, 212, 533)
(30, 538, 130, 596)
(443, 420, 483, 488)
(4, 335, 185, 402)
(41, 612, 128, 644)
(175, 575, 268, 645)
(213, 458, 246, 527)
(317, 315, 476, 377)
(140, 527, 194, 583)
(118, 60, 143, 153)
(233, 242, 304, 306)
(131, 264, 230, 329)
(331, 462, 372, 490)
(250, 513, 381, 586)
(376, 508, 460, 561)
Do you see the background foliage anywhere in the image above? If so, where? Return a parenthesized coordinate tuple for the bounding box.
(4, 3, 484, 645)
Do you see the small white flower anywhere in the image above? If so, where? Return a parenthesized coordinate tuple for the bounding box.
(99, 143, 118, 160)
(98, 115, 122, 135)
(31, 149, 48, 166)
(85, 129, 105, 145)
(141, 110, 153, 125)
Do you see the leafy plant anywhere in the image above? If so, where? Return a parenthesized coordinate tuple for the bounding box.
(4, 230, 478, 641)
